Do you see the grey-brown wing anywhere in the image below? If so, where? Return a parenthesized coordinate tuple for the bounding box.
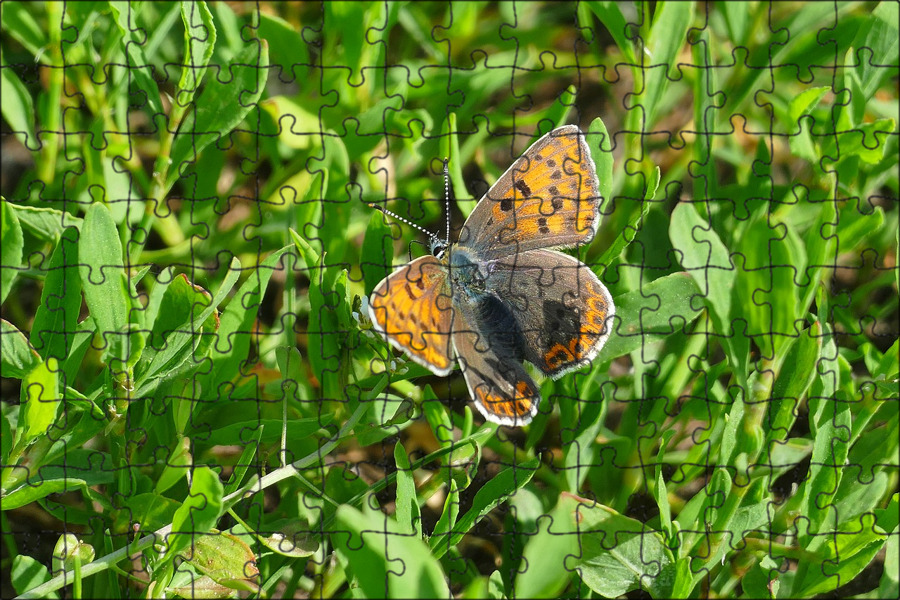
(451, 294, 541, 426)
(483, 249, 615, 377)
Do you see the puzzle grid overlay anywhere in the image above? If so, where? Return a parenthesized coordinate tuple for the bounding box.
(1, 3, 898, 599)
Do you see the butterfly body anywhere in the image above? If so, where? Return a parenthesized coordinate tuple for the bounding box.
(447, 247, 490, 300)
(370, 125, 615, 426)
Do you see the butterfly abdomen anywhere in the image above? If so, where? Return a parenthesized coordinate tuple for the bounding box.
(469, 294, 526, 362)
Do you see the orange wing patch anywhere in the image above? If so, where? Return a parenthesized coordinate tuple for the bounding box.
(542, 276, 612, 372)
(464, 126, 601, 258)
(473, 379, 539, 422)
(369, 256, 454, 374)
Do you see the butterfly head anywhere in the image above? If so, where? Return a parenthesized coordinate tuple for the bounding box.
(369, 157, 453, 259)
(429, 235, 449, 259)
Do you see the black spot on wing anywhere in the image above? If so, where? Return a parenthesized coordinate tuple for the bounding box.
(515, 179, 532, 197)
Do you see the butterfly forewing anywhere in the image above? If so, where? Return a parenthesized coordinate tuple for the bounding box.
(458, 125, 601, 260)
(368, 255, 455, 375)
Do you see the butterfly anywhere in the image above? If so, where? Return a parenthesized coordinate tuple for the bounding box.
(368, 125, 615, 426)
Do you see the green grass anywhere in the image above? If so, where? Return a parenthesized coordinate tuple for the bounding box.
(1, 2, 898, 598)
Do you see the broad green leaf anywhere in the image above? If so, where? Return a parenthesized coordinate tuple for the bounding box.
(139, 261, 240, 388)
(596, 272, 702, 363)
(255, 519, 318, 558)
(393, 442, 421, 537)
(335, 504, 450, 598)
(691, 27, 718, 199)
(183, 530, 259, 593)
(155, 435, 191, 495)
(594, 171, 654, 267)
(79, 203, 130, 364)
(733, 218, 806, 359)
(259, 95, 320, 150)
(1, 56, 36, 150)
(880, 524, 899, 598)
(204, 418, 329, 447)
(1, 412, 11, 468)
(176, 1, 216, 105)
(545, 84, 577, 136)
(874, 339, 899, 379)
(423, 390, 455, 446)
(801, 325, 849, 543)
(168, 40, 269, 189)
(258, 12, 309, 82)
(109, 1, 163, 117)
(198, 246, 291, 391)
(584, 2, 636, 64)
(654, 431, 676, 540)
(669, 202, 734, 330)
(824, 118, 896, 164)
(361, 210, 394, 295)
(275, 345, 314, 417)
(21, 357, 60, 443)
(30, 228, 81, 362)
(691, 475, 759, 581)
(144, 274, 214, 353)
(105, 323, 146, 375)
(25, 449, 115, 488)
(769, 320, 822, 439)
(166, 576, 233, 599)
(307, 255, 344, 399)
(719, 0, 751, 46)
(788, 87, 829, 162)
(799, 522, 885, 597)
(1, 200, 24, 304)
(441, 113, 469, 218)
(11, 555, 57, 599)
(122, 492, 181, 532)
(430, 477, 461, 559)
(139, 275, 217, 382)
(515, 494, 581, 598)
(1, 319, 41, 379)
(642, 1, 694, 126)
(223, 425, 263, 496)
(165, 466, 225, 562)
(567, 496, 675, 598)
(6, 203, 82, 241)
(323, 3, 373, 91)
(563, 390, 605, 492)
(588, 115, 614, 226)
(0, 2, 47, 58)
(742, 556, 781, 599)
(799, 189, 837, 312)
(789, 87, 830, 127)
(678, 468, 732, 553)
(850, 2, 899, 106)
(2, 477, 97, 512)
(289, 228, 322, 271)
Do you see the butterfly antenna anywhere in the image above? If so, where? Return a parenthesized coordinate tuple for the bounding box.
(368, 203, 444, 250)
(442, 158, 451, 245)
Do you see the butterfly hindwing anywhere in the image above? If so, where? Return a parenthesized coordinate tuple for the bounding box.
(451, 292, 541, 426)
(483, 249, 615, 377)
